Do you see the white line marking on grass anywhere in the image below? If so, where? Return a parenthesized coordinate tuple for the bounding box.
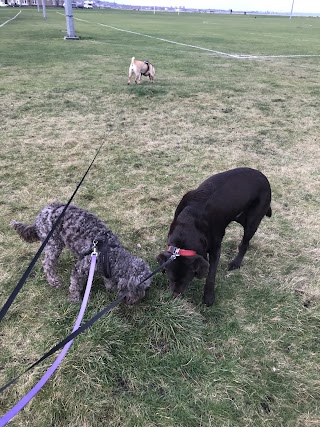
(224, 53, 320, 59)
(0, 10, 21, 28)
(72, 16, 241, 58)
(60, 13, 320, 60)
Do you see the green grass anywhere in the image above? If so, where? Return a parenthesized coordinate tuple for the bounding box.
(0, 7, 320, 427)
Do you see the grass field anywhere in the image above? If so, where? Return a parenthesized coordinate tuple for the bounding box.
(0, 7, 320, 426)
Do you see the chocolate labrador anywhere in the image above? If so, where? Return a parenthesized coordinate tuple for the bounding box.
(157, 167, 272, 306)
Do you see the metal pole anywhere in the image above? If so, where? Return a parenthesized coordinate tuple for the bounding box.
(289, 0, 295, 19)
(41, 0, 46, 19)
(64, 0, 79, 40)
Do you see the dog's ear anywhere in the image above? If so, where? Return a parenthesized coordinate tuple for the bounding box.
(192, 255, 209, 279)
(156, 251, 171, 266)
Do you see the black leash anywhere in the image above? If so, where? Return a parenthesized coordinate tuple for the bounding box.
(0, 255, 176, 394)
(0, 141, 105, 323)
(0, 294, 125, 394)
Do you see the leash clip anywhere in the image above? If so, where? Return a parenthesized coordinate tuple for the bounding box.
(91, 240, 99, 256)
(168, 245, 181, 257)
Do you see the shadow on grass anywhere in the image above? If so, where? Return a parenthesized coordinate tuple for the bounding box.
(128, 84, 168, 97)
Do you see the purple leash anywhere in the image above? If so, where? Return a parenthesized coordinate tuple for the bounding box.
(0, 253, 97, 427)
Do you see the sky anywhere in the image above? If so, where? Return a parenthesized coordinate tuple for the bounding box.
(119, 0, 320, 13)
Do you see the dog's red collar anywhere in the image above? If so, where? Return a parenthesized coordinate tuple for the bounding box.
(168, 245, 197, 257)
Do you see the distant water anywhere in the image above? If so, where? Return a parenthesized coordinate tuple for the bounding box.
(269, 12, 320, 17)
(189, 9, 320, 17)
(216, 10, 320, 17)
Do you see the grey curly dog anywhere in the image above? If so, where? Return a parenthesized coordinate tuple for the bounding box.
(11, 203, 152, 304)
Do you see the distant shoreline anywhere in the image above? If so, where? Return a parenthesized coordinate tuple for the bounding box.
(97, 3, 320, 16)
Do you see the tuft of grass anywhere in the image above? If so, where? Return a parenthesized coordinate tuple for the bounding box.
(0, 8, 319, 427)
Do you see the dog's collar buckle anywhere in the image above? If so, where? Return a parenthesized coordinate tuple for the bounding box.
(168, 245, 197, 257)
(168, 245, 181, 256)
